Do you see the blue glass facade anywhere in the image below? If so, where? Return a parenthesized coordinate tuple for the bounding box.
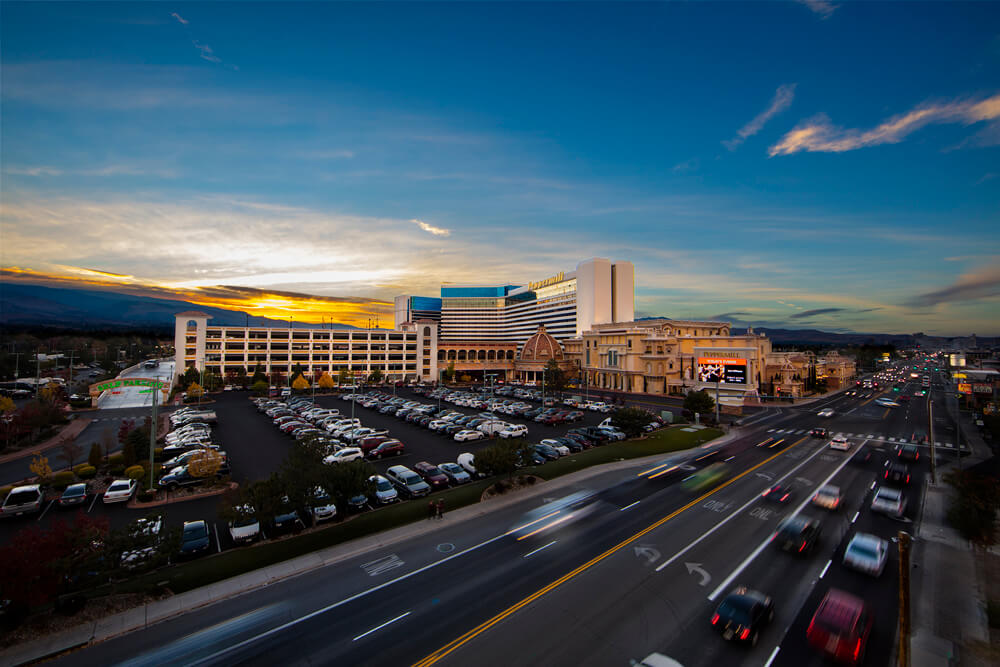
(410, 296, 442, 311)
(440, 285, 519, 298)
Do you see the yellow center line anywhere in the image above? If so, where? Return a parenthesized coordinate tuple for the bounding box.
(412, 435, 810, 667)
(882, 408, 890, 419)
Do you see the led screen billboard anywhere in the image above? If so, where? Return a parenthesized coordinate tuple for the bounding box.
(697, 357, 747, 385)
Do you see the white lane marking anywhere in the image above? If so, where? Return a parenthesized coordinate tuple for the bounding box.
(707, 440, 862, 601)
(851, 511, 859, 524)
(87, 492, 99, 513)
(189, 532, 508, 665)
(655, 441, 831, 573)
(214, 523, 222, 553)
(724, 455, 735, 462)
(763, 646, 781, 667)
(523, 541, 557, 559)
(37, 499, 54, 521)
(362, 554, 405, 576)
(352, 611, 411, 641)
(819, 560, 832, 579)
(620, 501, 640, 512)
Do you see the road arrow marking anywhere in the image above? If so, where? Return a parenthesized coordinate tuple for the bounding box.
(685, 562, 711, 586)
(634, 545, 660, 564)
(794, 477, 813, 486)
(755, 472, 774, 481)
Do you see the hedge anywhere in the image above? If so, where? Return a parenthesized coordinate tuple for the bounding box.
(52, 471, 76, 490)
(76, 465, 97, 479)
(124, 465, 146, 481)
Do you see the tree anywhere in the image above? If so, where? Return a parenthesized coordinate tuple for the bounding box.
(251, 364, 267, 384)
(243, 475, 285, 526)
(544, 359, 568, 394)
(319, 459, 375, 507)
(29, 454, 52, 483)
(610, 407, 652, 439)
(182, 366, 200, 387)
(251, 380, 269, 396)
(292, 375, 310, 392)
(188, 449, 225, 478)
(945, 469, 1000, 546)
(473, 441, 521, 478)
(683, 390, 715, 418)
(337, 368, 352, 386)
(88, 441, 103, 468)
(121, 438, 137, 467)
(0, 395, 15, 416)
(234, 365, 250, 388)
(279, 440, 328, 510)
(318, 372, 335, 391)
(202, 369, 222, 392)
(443, 361, 456, 383)
(186, 382, 204, 400)
(105, 512, 179, 574)
(369, 368, 384, 385)
(60, 437, 83, 469)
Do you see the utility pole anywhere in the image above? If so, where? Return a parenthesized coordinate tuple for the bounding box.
(927, 391, 937, 484)
(67, 349, 77, 390)
(897, 531, 912, 667)
(148, 383, 160, 491)
(715, 378, 721, 424)
(35, 349, 41, 398)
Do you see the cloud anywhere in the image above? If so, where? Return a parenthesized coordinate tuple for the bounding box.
(193, 41, 222, 64)
(297, 149, 356, 160)
(795, 0, 838, 19)
(672, 158, 699, 174)
(724, 84, 797, 150)
(4, 166, 63, 176)
(905, 266, 1000, 308)
(711, 312, 754, 320)
(411, 219, 451, 237)
(170, 12, 189, 25)
(4, 163, 175, 178)
(974, 172, 997, 186)
(769, 93, 1000, 156)
(789, 307, 845, 319)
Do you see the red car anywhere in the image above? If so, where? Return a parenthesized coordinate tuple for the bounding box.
(359, 435, 390, 453)
(806, 589, 872, 664)
(367, 439, 405, 459)
(413, 461, 449, 490)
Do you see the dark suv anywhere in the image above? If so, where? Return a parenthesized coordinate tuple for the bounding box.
(413, 462, 450, 490)
(773, 516, 821, 555)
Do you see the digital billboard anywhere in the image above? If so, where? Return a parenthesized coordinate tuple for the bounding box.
(698, 357, 747, 385)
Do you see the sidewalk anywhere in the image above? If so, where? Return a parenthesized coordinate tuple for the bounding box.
(0, 431, 742, 667)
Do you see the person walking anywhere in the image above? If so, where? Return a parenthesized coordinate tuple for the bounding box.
(427, 499, 436, 520)
(436, 498, 445, 519)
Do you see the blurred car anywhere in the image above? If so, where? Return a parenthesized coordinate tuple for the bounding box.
(58, 483, 89, 508)
(884, 461, 911, 485)
(369, 474, 399, 504)
(828, 435, 850, 451)
(682, 463, 731, 493)
(178, 520, 211, 558)
(413, 462, 450, 490)
(103, 479, 138, 504)
(817, 408, 835, 418)
(761, 484, 793, 504)
(842, 533, 888, 577)
(849, 448, 873, 466)
(897, 444, 920, 462)
(811, 485, 842, 510)
(772, 515, 821, 555)
(871, 486, 906, 517)
(809, 427, 828, 438)
(806, 588, 872, 664)
(438, 462, 471, 485)
(710, 586, 774, 646)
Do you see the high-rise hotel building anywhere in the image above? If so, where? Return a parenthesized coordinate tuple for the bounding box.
(395, 258, 634, 344)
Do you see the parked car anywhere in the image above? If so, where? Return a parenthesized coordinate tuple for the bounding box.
(228, 505, 261, 544)
(103, 479, 138, 504)
(710, 586, 774, 646)
(806, 588, 872, 664)
(414, 462, 450, 490)
(271, 499, 305, 535)
(385, 465, 432, 498)
(1, 484, 44, 517)
(369, 474, 399, 504)
(178, 520, 211, 558)
(457, 452, 481, 478)
(324, 447, 364, 464)
(309, 487, 337, 523)
(811, 484, 842, 510)
(454, 429, 484, 442)
(842, 533, 888, 577)
(534, 443, 561, 460)
(772, 516, 821, 555)
(58, 483, 89, 508)
(367, 439, 405, 459)
(438, 462, 471, 485)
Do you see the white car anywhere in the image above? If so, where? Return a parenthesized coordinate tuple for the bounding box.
(228, 505, 261, 544)
(369, 474, 399, 504)
(457, 452, 480, 478)
(499, 424, 529, 439)
(477, 421, 508, 436)
(842, 532, 888, 577)
(817, 408, 835, 418)
(539, 439, 571, 456)
(828, 435, 850, 451)
(454, 429, 484, 442)
(871, 486, 906, 517)
(811, 484, 842, 510)
(323, 447, 364, 464)
(103, 479, 138, 504)
(309, 487, 337, 522)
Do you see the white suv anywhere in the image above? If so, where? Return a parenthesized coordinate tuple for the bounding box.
(828, 435, 850, 451)
(323, 447, 364, 464)
(499, 424, 528, 439)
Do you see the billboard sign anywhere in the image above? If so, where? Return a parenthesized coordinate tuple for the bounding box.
(973, 383, 994, 394)
(93, 378, 169, 392)
(958, 382, 972, 394)
(698, 357, 747, 385)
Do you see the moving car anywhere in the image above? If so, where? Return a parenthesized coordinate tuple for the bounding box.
(178, 520, 211, 558)
(817, 408, 835, 418)
(828, 435, 850, 451)
(809, 427, 828, 438)
(897, 444, 920, 462)
(1, 484, 44, 517)
(682, 463, 730, 493)
(58, 483, 89, 508)
(710, 586, 774, 646)
(103, 479, 138, 504)
(772, 516, 821, 555)
(871, 486, 906, 517)
(884, 461, 911, 485)
(842, 533, 888, 577)
(806, 588, 872, 664)
(761, 484, 793, 504)
(811, 484, 842, 510)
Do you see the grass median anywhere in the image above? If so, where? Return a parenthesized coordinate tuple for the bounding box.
(123, 425, 722, 595)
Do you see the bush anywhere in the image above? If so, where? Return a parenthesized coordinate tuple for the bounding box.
(0, 485, 12, 501)
(52, 470, 76, 490)
(75, 465, 97, 479)
(154, 447, 163, 460)
(124, 465, 146, 481)
(73, 463, 90, 476)
(88, 442, 103, 468)
(108, 453, 125, 467)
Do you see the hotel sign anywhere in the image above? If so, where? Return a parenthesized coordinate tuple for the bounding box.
(698, 357, 748, 385)
(528, 272, 565, 291)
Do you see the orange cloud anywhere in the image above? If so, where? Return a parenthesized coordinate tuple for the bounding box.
(1, 266, 392, 327)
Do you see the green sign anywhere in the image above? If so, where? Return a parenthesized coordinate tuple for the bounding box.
(95, 377, 168, 392)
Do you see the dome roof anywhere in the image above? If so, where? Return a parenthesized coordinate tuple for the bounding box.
(519, 325, 563, 361)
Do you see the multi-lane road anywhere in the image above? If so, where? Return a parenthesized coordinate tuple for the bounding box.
(47, 368, 957, 667)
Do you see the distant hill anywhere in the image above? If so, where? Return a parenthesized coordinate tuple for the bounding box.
(732, 327, 996, 348)
(0, 283, 357, 332)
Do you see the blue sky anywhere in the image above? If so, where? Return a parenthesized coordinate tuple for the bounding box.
(2, 1, 998, 334)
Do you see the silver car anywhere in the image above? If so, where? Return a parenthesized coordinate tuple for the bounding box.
(369, 474, 399, 504)
(842, 532, 888, 576)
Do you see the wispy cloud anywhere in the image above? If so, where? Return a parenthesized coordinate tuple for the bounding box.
(789, 307, 845, 319)
(672, 158, 699, 173)
(297, 149, 356, 160)
(411, 219, 451, 237)
(193, 41, 222, 64)
(4, 166, 63, 176)
(905, 265, 1000, 308)
(769, 93, 1000, 156)
(724, 84, 796, 150)
(4, 163, 176, 178)
(168, 11, 237, 69)
(974, 172, 997, 186)
(795, 0, 838, 19)
(170, 12, 189, 25)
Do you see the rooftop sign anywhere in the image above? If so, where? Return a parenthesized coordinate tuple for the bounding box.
(528, 272, 565, 291)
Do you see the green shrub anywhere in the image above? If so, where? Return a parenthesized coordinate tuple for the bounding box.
(76, 465, 97, 479)
(88, 442, 103, 467)
(124, 465, 146, 481)
(154, 447, 163, 460)
(72, 463, 89, 475)
(0, 485, 12, 501)
(52, 470, 76, 490)
(108, 453, 125, 466)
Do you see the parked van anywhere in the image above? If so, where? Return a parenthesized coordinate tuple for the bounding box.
(477, 420, 508, 436)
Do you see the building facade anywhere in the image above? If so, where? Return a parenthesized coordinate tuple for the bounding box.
(396, 257, 634, 345)
(174, 312, 438, 384)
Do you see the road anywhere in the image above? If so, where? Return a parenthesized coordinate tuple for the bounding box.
(48, 368, 945, 666)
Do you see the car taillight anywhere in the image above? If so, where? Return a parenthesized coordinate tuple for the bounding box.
(740, 628, 750, 640)
(884, 471, 889, 478)
(781, 493, 789, 501)
(799, 540, 808, 552)
(711, 613, 719, 625)
(906, 475, 910, 483)
(853, 637, 863, 660)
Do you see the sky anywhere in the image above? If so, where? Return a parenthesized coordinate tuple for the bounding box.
(1, 1, 998, 335)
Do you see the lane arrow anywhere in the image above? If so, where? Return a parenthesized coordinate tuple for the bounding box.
(755, 472, 773, 481)
(685, 562, 711, 587)
(634, 545, 661, 565)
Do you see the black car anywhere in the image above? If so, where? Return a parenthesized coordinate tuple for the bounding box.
(710, 586, 774, 646)
(850, 448, 874, 466)
(564, 432, 595, 448)
(761, 485, 793, 504)
(772, 516, 821, 555)
(897, 444, 920, 462)
(554, 437, 584, 453)
(809, 428, 828, 438)
(58, 483, 89, 508)
(271, 506, 305, 535)
(534, 443, 560, 461)
(179, 520, 211, 558)
(884, 461, 911, 485)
